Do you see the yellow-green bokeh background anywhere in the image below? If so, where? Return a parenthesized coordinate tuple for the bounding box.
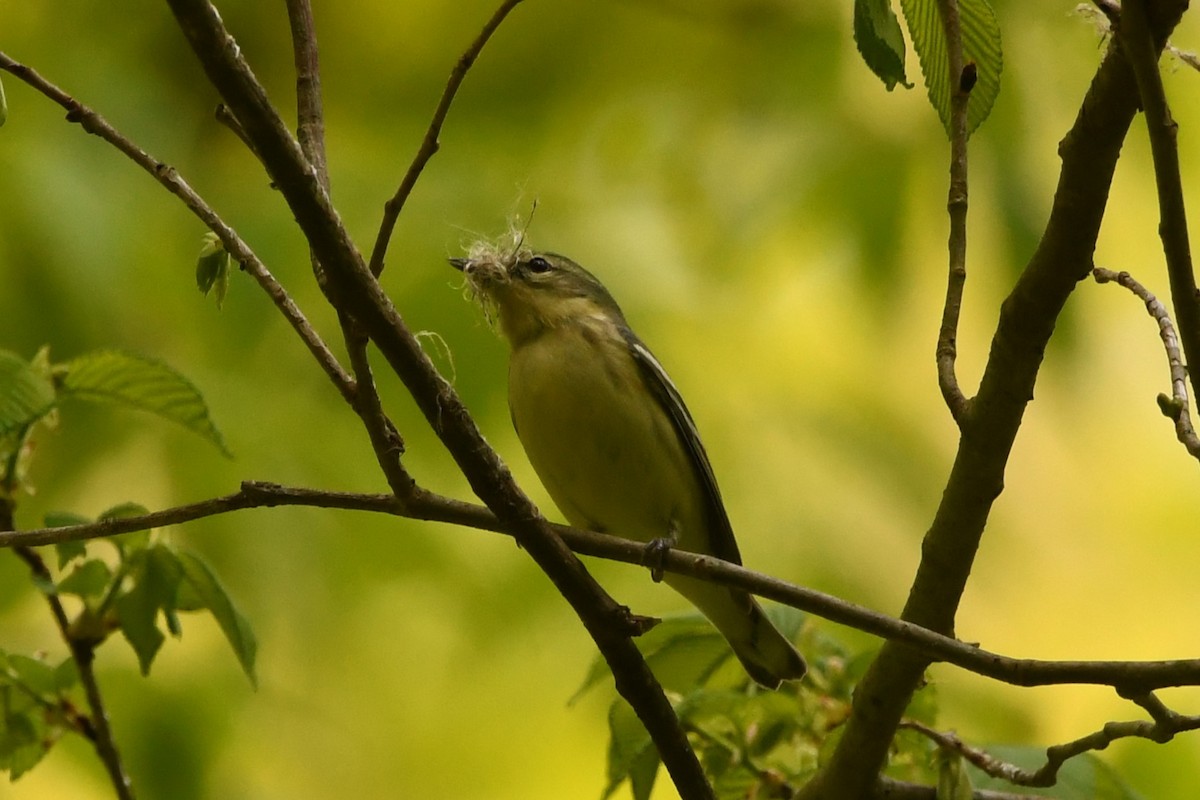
(2, 1, 1199, 797)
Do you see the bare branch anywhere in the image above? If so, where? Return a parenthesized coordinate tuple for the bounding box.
(875, 776, 1055, 799)
(286, 0, 328, 190)
(366, 0, 526, 278)
(0, 51, 357, 409)
(8, 481, 1200, 694)
(1120, 0, 1200, 402)
(901, 694, 1200, 788)
(935, 0, 972, 425)
(1093, 267, 1200, 459)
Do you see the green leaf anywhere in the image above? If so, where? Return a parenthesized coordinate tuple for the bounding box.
(52, 658, 79, 692)
(44, 511, 91, 529)
(602, 699, 659, 800)
(899, 0, 1003, 136)
(936, 750, 973, 800)
(44, 513, 92, 569)
(115, 544, 184, 675)
(56, 559, 113, 600)
(59, 350, 229, 455)
(854, 0, 912, 90)
(196, 232, 232, 310)
(98, 501, 151, 522)
(0, 350, 56, 438)
(0, 75, 7, 127)
(177, 550, 257, 687)
(0, 706, 48, 780)
(6, 655, 57, 697)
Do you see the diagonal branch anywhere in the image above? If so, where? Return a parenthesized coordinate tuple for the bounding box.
(283, 0, 414, 497)
(163, 3, 710, 795)
(0, 51, 356, 409)
(805, 3, 1191, 796)
(366, 0, 526, 278)
(1119, 0, 1200, 403)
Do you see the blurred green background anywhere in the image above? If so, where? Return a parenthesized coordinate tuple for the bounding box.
(2, 1, 1199, 797)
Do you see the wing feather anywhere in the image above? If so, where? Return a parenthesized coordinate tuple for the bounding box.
(624, 329, 742, 566)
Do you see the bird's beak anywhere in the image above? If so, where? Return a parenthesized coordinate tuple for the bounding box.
(448, 257, 471, 272)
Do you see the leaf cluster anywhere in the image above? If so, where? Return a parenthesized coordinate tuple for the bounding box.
(578, 607, 1144, 799)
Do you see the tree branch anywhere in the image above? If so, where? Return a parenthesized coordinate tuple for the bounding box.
(1119, 0, 1200, 403)
(162, 3, 710, 795)
(366, 0, 525, 277)
(1093, 267, 1200, 459)
(282, 0, 415, 497)
(0, 51, 357, 409)
(935, 0, 972, 425)
(804, 3, 1190, 796)
(875, 776, 1055, 800)
(8, 480, 1200, 694)
(901, 694, 1200, 788)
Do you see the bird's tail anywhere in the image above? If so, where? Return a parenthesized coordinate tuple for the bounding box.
(665, 575, 807, 689)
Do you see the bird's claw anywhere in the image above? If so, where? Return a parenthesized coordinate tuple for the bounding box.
(642, 537, 673, 583)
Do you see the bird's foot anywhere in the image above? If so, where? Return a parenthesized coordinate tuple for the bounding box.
(642, 537, 673, 583)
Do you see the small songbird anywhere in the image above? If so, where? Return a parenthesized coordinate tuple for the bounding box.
(450, 248, 806, 689)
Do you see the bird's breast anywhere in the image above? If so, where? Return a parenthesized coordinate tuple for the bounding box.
(507, 322, 700, 543)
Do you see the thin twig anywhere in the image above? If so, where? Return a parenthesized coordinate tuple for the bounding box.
(1093, 267, 1200, 459)
(901, 696, 1200, 788)
(162, 5, 712, 794)
(283, 0, 415, 496)
(1119, 0, 1200, 404)
(807, 3, 1191, 793)
(7, 480, 1200, 693)
(0, 52, 357, 409)
(935, 0, 972, 425)
(366, 0, 526, 277)
(875, 776, 1054, 800)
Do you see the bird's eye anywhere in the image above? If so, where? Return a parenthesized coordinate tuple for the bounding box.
(526, 256, 552, 274)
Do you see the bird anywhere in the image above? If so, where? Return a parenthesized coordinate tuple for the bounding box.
(450, 248, 806, 689)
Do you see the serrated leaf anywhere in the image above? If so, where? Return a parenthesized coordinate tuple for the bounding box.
(0, 351, 56, 438)
(854, 0, 912, 90)
(899, 0, 1002, 136)
(196, 232, 232, 310)
(56, 559, 113, 600)
(59, 350, 229, 456)
(176, 550, 257, 687)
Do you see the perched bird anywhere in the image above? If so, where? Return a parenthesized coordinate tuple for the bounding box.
(451, 248, 806, 689)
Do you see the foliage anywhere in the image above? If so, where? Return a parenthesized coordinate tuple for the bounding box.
(854, 0, 1003, 135)
(0, 345, 252, 782)
(580, 608, 1144, 800)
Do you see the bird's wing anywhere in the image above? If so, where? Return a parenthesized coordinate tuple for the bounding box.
(624, 330, 743, 566)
